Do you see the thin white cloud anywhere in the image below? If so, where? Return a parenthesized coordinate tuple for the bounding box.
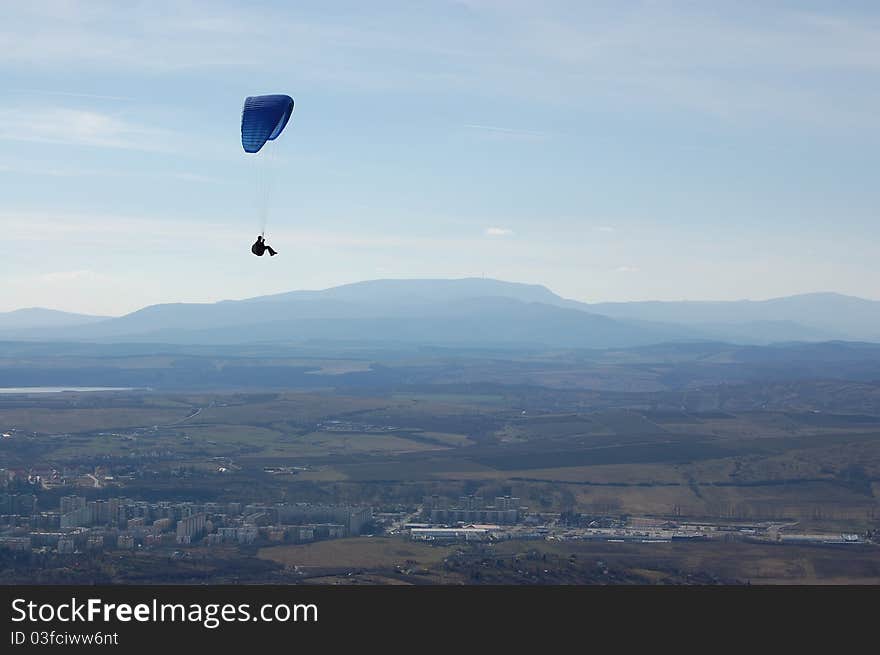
(2, 3, 880, 127)
(596, 226, 615, 233)
(0, 161, 224, 183)
(464, 124, 549, 140)
(0, 211, 240, 246)
(461, 4, 880, 128)
(0, 107, 174, 152)
(10, 88, 132, 101)
(615, 265, 640, 273)
(172, 172, 223, 184)
(485, 227, 514, 236)
(38, 269, 110, 283)
(0, 210, 491, 252)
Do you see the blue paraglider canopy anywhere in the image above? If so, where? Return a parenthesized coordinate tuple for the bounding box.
(241, 94, 294, 153)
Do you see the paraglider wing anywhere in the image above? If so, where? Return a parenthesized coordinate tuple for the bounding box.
(241, 94, 294, 154)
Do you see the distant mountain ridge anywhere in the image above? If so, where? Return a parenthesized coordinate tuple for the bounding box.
(589, 292, 880, 341)
(0, 307, 109, 330)
(243, 277, 564, 307)
(2, 279, 878, 347)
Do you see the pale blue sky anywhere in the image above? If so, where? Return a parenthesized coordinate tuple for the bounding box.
(2, 1, 879, 315)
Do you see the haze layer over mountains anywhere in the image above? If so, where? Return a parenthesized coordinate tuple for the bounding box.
(2, 278, 878, 347)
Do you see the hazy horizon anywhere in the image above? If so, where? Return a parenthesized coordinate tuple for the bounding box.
(3, 1, 880, 315)
(2, 276, 879, 319)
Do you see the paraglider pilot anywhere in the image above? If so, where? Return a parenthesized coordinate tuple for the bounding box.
(251, 235, 278, 257)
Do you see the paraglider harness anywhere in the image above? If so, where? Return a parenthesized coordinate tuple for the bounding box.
(251, 234, 277, 257)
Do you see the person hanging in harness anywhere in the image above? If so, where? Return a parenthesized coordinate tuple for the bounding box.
(251, 235, 278, 257)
